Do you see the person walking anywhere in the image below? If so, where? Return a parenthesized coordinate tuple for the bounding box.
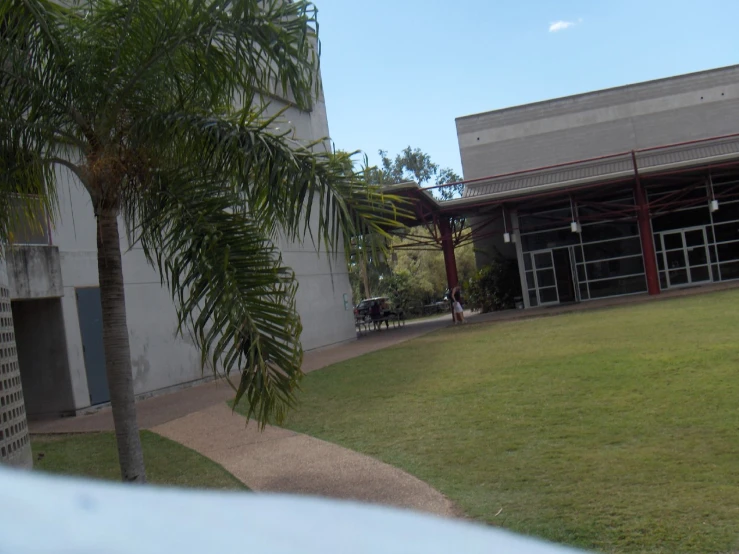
(452, 286, 465, 324)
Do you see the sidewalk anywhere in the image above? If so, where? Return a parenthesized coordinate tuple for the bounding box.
(152, 403, 456, 517)
(29, 312, 459, 517)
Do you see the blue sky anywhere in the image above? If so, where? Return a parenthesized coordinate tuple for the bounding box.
(315, 0, 739, 177)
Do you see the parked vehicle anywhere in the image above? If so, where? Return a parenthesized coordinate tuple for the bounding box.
(354, 297, 390, 320)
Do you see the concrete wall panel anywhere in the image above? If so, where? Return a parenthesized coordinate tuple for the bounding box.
(7, 246, 64, 300)
(457, 65, 739, 180)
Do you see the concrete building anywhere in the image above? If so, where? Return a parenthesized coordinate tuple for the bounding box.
(385, 65, 739, 311)
(449, 64, 739, 308)
(7, 78, 355, 420)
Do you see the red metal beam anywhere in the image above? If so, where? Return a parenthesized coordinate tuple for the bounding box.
(632, 151, 660, 296)
(438, 217, 458, 289)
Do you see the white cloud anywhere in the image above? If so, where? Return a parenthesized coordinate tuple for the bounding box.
(548, 18, 582, 32)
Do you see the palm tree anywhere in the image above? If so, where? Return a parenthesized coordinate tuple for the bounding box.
(1, 0, 400, 481)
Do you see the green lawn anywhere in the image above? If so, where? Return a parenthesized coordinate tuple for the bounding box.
(274, 289, 739, 553)
(32, 431, 246, 490)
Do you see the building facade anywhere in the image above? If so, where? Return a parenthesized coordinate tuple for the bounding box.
(8, 85, 355, 420)
(456, 65, 739, 309)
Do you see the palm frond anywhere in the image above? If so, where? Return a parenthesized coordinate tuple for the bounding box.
(130, 110, 409, 253)
(125, 167, 303, 427)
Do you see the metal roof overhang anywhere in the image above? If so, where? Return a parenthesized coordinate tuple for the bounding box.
(383, 133, 739, 227)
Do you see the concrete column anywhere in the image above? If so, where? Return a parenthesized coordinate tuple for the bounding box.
(0, 255, 32, 469)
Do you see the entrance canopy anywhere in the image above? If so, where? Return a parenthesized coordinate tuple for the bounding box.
(384, 132, 739, 225)
(383, 133, 739, 298)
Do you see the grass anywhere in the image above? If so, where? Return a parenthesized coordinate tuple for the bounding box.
(264, 289, 739, 553)
(32, 431, 246, 490)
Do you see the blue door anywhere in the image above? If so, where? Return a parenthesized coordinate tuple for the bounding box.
(76, 287, 110, 405)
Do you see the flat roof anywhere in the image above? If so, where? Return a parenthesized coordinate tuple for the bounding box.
(456, 64, 739, 123)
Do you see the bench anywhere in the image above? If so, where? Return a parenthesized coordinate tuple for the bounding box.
(355, 312, 405, 336)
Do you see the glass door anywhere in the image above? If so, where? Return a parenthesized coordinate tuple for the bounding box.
(684, 228, 711, 284)
(531, 250, 560, 305)
(661, 227, 712, 288)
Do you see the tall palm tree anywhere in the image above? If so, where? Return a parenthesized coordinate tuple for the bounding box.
(1, 0, 400, 481)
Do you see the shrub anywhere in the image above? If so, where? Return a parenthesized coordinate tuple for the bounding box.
(466, 259, 521, 313)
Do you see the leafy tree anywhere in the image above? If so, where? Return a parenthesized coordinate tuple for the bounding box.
(347, 234, 391, 301)
(377, 147, 463, 200)
(389, 227, 477, 312)
(346, 147, 471, 309)
(1, 0, 398, 481)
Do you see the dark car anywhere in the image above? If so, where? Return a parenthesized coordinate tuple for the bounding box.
(354, 297, 390, 320)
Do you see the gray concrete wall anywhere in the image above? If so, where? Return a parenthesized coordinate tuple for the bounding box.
(12, 299, 75, 419)
(40, 68, 353, 411)
(457, 65, 739, 180)
(6, 246, 63, 300)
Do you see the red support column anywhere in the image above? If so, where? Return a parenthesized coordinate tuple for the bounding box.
(632, 153, 660, 296)
(439, 218, 459, 322)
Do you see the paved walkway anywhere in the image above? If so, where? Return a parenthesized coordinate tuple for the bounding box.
(152, 403, 456, 516)
(30, 313, 459, 517)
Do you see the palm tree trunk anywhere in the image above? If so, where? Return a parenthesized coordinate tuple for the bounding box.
(97, 207, 146, 483)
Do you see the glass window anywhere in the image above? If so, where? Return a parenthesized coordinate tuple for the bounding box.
(578, 283, 589, 300)
(533, 252, 553, 269)
(713, 222, 739, 243)
(716, 241, 739, 264)
(687, 246, 708, 267)
(710, 246, 718, 264)
(657, 253, 665, 271)
(665, 250, 687, 270)
(652, 207, 712, 232)
(578, 194, 635, 218)
(662, 232, 684, 251)
(648, 184, 708, 203)
(719, 261, 739, 281)
(580, 220, 639, 243)
(588, 275, 647, 299)
(684, 229, 707, 248)
(574, 247, 583, 263)
(519, 206, 571, 232)
(659, 271, 667, 290)
(539, 287, 558, 304)
(536, 269, 556, 288)
(522, 228, 580, 252)
(712, 263, 720, 281)
(525, 271, 535, 289)
(653, 234, 663, 252)
(585, 255, 645, 281)
(583, 237, 642, 262)
(528, 290, 538, 307)
(712, 177, 739, 189)
(668, 268, 689, 286)
(523, 253, 532, 271)
(690, 266, 711, 283)
(712, 201, 739, 224)
(576, 264, 586, 282)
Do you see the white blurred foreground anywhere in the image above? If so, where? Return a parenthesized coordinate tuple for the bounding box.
(0, 467, 588, 553)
